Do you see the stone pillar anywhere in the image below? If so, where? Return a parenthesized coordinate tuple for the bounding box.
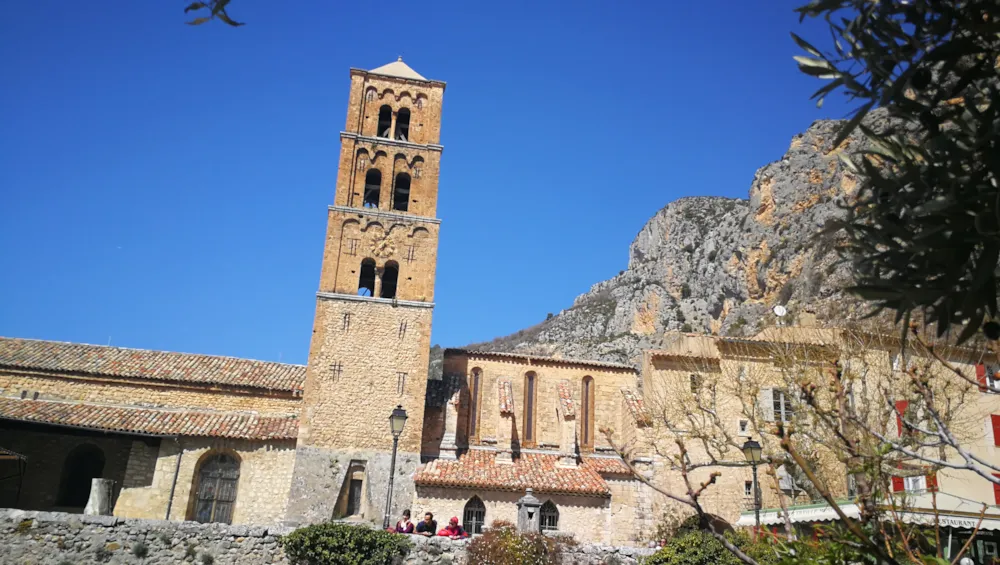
(556, 395, 578, 469)
(496, 379, 515, 465)
(439, 389, 460, 460)
(84, 479, 115, 516)
(516, 488, 542, 534)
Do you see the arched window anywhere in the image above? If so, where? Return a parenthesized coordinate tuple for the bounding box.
(463, 496, 486, 535)
(469, 368, 483, 439)
(524, 371, 537, 445)
(394, 108, 410, 141)
(380, 261, 399, 299)
(377, 105, 392, 138)
(540, 501, 559, 531)
(392, 173, 411, 212)
(358, 258, 376, 297)
(363, 169, 381, 209)
(57, 444, 105, 507)
(192, 452, 240, 524)
(581, 376, 594, 449)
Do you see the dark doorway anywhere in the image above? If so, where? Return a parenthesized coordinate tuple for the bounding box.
(347, 479, 363, 516)
(57, 444, 105, 508)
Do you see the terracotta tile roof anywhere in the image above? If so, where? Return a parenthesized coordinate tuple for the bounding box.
(584, 456, 632, 475)
(0, 337, 305, 393)
(414, 450, 616, 497)
(498, 380, 514, 414)
(557, 380, 575, 417)
(0, 397, 298, 440)
(621, 388, 651, 426)
(447, 349, 637, 372)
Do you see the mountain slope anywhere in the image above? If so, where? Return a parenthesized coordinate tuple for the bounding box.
(468, 116, 876, 365)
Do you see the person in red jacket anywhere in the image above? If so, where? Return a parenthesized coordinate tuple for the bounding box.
(437, 516, 469, 539)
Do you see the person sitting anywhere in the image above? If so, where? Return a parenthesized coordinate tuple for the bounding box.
(394, 509, 414, 534)
(415, 512, 437, 537)
(437, 516, 469, 539)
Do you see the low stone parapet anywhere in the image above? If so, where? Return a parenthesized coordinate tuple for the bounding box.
(1, 508, 656, 564)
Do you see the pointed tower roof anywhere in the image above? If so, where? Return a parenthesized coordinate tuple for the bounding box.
(368, 57, 427, 81)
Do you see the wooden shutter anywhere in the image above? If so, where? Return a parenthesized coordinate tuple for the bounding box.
(892, 475, 905, 492)
(759, 388, 775, 422)
(992, 415, 1000, 447)
(895, 400, 909, 437)
(993, 474, 1000, 505)
(926, 472, 938, 492)
(978, 364, 988, 392)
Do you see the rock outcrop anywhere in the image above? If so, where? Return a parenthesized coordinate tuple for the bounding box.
(470, 116, 875, 365)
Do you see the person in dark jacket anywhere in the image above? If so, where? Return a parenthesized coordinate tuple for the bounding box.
(415, 512, 437, 536)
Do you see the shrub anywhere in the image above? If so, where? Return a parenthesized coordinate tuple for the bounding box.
(466, 520, 574, 565)
(281, 522, 411, 565)
(200, 553, 214, 565)
(645, 530, 777, 565)
(132, 541, 149, 558)
(185, 543, 198, 560)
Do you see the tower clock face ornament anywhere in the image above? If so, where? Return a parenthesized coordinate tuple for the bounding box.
(371, 234, 397, 258)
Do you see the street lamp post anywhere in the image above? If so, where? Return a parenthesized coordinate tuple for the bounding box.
(742, 438, 763, 535)
(383, 405, 408, 530)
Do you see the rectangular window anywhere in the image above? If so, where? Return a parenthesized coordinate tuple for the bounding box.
(904, 475, 926, 493)
(346, 238, 360, 256)
(992, 415, 1000, 447)
(847, 474, 858, 498)
(744, 481, 753, 497)
(773, 390, 794, 423)
(737, 419, 750, 436)
(405, 245, 417, 263)
(690, 374, 702, 394)
(980, 364, 1000, 393)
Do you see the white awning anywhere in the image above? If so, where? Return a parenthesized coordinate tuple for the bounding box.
(735, 503, 860, 527)
(736, 491, 1000, 531)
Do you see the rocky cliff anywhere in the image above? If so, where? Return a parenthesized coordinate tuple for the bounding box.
(469, 117, 874, 365)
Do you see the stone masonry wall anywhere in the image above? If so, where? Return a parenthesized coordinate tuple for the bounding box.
(1, 509, 655, 565)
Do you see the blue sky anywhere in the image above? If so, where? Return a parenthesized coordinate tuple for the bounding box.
(0, 1, 851, 364)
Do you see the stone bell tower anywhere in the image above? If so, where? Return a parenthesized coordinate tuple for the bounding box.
(285, 58, 446, 524)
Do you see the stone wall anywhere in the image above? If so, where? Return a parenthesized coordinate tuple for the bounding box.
(1, 508, 291, 565)
(1, 508, 656, 565)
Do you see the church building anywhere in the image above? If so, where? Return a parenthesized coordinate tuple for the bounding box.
(5, 60, 1000, 549)
(0, 60, 657, 545)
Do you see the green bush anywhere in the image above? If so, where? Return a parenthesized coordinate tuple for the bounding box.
(645, 530, 777, 565)
(466, 520, 574, 565)
(281, 522, 411, 565)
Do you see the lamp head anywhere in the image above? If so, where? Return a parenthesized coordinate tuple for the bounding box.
(389, 405, 408, 437)
(742, 438, 763, 464)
